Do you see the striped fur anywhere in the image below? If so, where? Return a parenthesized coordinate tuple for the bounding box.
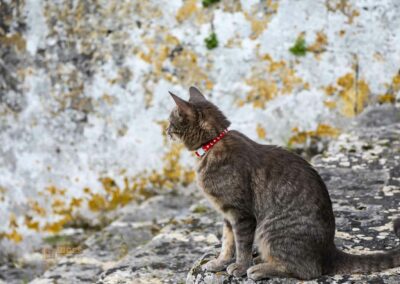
(168, 87, 400, 280)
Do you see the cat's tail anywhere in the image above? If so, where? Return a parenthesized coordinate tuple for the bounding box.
(331, 218, 400, 274)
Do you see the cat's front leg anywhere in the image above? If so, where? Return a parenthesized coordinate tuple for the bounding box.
(203, 219, 235, 271)
(226, 216, 256, 277)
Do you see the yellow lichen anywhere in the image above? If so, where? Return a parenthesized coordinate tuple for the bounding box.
(163, 144, 184, 184)
(156, 120, 169, 143)
(183, 170, 196, 186)
(70, 197, 82, 208)
(386, 73, 400, 96)
(326, 0, 360, 24)
(9, 214, 18, 228)
(101, 94, 117, 105)
(243, 54, 307, 108)
(378, 74, 400, 105)
(324, 100, 337, 109)
(7, 156, 196, 237)
(136, 32, 212, 93)
(100, 177, 134, 210)
(324, 85, 338, 96)
(46, 186, 66, 196)
(289, 124, 340, 146)
(87, 193, 108, 212)
(377, 94, 395, 104)
(78, 142, 195, 214)
(52, 199, 66, 208)
(43, 216, 71, 234)
(170, 48, 213, 89)
(25, 215, 40, 231)
(4, 229, 23, 243)
(3, 215, 24, 242)
(176, 0, 198, 22)
(256, 124, 267, 139)
(392, 74, 400, 91)
(307, 31, 328, 54)
(245, 13, 270, 40)
(288, 129, 308, 146)
(245, 78, 278, 108)
(28, 200, 46, 217)
(336, 73, 370, 117)
(244, 0, 279, 40)
(315, 124, 340, 137)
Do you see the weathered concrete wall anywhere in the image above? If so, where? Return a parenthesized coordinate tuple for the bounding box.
(0, 0, 399, 251)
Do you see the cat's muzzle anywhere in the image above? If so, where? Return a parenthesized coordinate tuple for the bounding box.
(166, 125, 177, 141)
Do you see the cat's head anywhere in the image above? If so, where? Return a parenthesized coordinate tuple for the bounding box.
(167, 87, 231, 151)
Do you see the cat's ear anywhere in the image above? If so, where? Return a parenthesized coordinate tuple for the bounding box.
(189, 86, 207, 103)
(169, 91, 194, 116)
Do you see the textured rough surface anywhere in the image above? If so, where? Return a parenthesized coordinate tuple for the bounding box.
(1, 0, 400, 282)
(26, 105, 400, 283)
(1, 0, 400, 252)
(28, 190, 198, 284)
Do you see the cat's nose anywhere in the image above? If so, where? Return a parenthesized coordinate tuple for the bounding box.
(166, 126, 175, 140)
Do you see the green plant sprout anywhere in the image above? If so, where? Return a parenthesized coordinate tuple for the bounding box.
(289, 36, 307, 56)
(202, 0, 220, 8)
(205, 32, 218, 50)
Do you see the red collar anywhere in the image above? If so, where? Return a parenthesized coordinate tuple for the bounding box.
(195, 129, 229, 158)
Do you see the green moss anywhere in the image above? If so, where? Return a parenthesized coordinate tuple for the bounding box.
(205, 32, 218, 50)
(202, 0, 220, 7)
(43, 234, 74, 246)
(289, 37, 307, 56)
(192, 204, 208, 214)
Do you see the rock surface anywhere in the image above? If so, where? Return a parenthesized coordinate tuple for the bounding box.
(2, 0, 400, 249)
(28, 191, 200, 284)
(26, 105, 400, 284)
(188, 105, 400, 283)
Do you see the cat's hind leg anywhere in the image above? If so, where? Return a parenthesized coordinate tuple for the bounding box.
(248, 236, 290, 280)
(252, 255, 263, 265)
(253, 229, 322, 280)
(203, 219, 235, 271)
(247, 262, 289, 281)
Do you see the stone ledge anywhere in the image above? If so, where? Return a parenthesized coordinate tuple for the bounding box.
(29, 105, 400, 284)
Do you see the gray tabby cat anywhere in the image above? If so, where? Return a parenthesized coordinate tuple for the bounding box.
(167, 87, 400, 280)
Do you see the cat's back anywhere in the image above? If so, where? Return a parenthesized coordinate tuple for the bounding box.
(199, 129, 328, 193)
(219, 130, 333, 215)
(218, 130, 310, 168)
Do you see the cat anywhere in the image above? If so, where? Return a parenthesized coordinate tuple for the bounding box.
(167, 86, 400, 280)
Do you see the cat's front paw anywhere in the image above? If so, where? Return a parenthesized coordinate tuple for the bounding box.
(202, 258, 232, 272)
(226, 262, 250, 277)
